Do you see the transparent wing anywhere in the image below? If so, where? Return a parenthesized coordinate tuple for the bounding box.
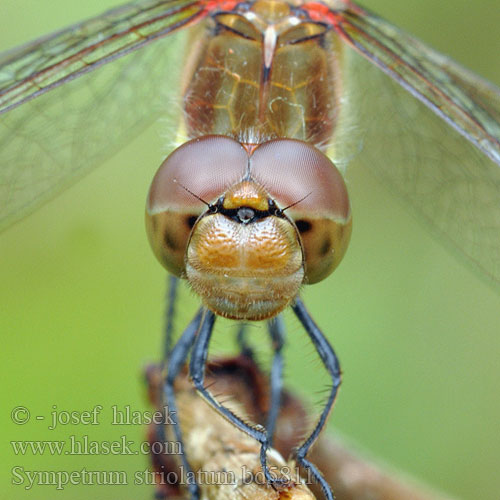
(327, 1, 500, 164)
(324, 1, 500, 286)
(0, 0, 203, 114)
(0, 0, 205, 231)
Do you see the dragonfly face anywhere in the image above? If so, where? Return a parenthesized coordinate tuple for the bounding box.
(146, 135, 351, 319)
(2, 2, 500, 500)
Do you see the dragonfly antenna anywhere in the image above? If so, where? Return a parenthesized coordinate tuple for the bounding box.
(282, 191, 312, 211)
(173, 179, 212, 208)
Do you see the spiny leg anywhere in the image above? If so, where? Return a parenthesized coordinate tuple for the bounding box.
(190, 310, 289, 487)
(155, 275, 179, 443)
(266, 315, 285, 447)
(154, 275, 180, 446)
(291, 297, 340, 500)
(235, 322, 255, 359)
(163, 308, 204, 500)
(163, 275, 179, 362)
(235, 317, 285, 448)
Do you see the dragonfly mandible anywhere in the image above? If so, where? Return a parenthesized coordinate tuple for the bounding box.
(1, 1, 499, 499)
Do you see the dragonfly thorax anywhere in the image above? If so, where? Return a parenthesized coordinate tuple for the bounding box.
(183, 0, 343, 146)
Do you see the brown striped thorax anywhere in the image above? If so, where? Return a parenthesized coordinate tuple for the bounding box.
(183, 0, 344, 145)
(146, 0, 351, 320)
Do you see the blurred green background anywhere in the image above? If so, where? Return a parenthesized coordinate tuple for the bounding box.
(1, 0, 499, 499)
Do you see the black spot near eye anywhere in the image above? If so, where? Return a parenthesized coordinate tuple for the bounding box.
(295, 219, 312, 233)
(320, 237, 332, 256)
(164, 230, 178, 250)
(186, 215, 198, 228)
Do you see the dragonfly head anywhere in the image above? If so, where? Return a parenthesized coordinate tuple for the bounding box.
(146, 136, 351, 320)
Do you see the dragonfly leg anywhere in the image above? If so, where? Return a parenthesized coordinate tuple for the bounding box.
(155, 274, 180, 447)
(163, 308, 204, 500)
(291, 296, 340, 500)
(190, 310, 290, 488)
(235, 317, 285, 448)
(235, 322, 255, 359)
(163, 275, 179, 362)
(266, 315, 286, 447)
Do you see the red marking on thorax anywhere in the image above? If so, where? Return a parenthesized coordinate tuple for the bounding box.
(301, 2, 341, 26)
(242, 143, 259, 155)
(202, 0, 240, 14)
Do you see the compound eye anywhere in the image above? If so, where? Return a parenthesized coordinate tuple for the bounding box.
(250, 139, 352, 283)
(146, 136, 248, 275)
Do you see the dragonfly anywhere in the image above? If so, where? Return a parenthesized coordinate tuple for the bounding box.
(1, 1, 499, 499)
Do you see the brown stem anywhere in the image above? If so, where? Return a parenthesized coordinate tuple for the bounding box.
(144, 356, 455, 500)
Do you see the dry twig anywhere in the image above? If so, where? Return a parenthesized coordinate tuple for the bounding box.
(145, 356, 455, 500)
